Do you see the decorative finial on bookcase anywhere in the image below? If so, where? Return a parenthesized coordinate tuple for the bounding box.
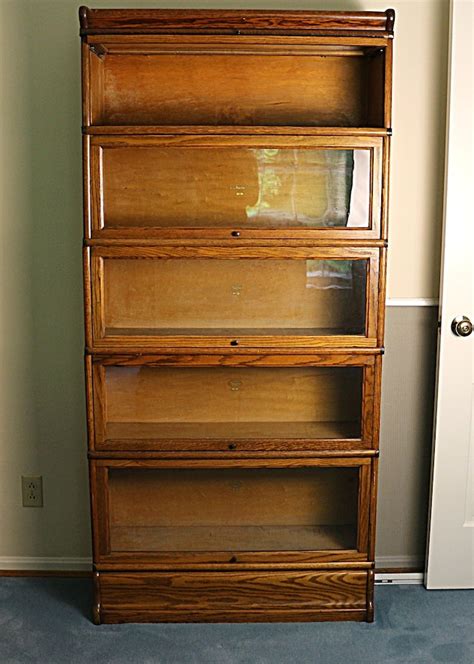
(79, 6, 89, 31)
(385, 9, 395, 36)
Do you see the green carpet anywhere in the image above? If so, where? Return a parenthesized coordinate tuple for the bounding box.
(0, 578, 473, 663)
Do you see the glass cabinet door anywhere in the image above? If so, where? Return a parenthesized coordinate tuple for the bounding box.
(92, 459, 372, 564)
(89, 135, 383, 239)
(89, 248, 379, 349)
(91, 358, 376, 451)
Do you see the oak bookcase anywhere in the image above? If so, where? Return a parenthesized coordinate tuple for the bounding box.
(80, 6, 394, 623)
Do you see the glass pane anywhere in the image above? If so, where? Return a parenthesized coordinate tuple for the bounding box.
(108, 467, 359, 552)
(102, 147, 370, 229)
(104, 366, 363, 442)
(102, 258, 367, 337)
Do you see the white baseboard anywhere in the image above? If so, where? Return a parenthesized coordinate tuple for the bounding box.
(0, 556, 92, 572)
(375, 573, 424, 585)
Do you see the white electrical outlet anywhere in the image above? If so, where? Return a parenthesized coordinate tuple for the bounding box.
(21, 476, 43, 507)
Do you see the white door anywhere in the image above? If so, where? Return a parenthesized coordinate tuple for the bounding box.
(425, 0, 474, 589)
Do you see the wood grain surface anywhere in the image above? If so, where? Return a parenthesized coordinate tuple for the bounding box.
(80, 7, 394, 37)
(97, 570, 369, 623)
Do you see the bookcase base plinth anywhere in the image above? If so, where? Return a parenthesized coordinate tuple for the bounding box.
(95, 569, 372, 624)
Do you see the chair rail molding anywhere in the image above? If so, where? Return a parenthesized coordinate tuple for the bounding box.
(386, 298, 439, 307)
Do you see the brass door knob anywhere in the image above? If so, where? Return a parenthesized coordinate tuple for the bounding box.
(451, 316, 473, 337)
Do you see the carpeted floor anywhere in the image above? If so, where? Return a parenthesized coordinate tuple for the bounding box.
(0, 578, 473, 663)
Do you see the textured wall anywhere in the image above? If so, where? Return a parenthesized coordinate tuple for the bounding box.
(0, 0, 445, 567)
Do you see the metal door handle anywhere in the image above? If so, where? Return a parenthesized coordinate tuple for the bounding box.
(451, 315, 473, 337)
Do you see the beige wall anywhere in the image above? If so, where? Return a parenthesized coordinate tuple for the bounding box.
(0, 0, 445, 566)
(387, 0, 448, 298)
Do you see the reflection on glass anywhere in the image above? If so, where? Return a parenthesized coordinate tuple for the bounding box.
(108, 467, 359, 552)
(246, 149, 367, 227)
(103, 366, 363, 441)
(103, 258, 367, 337)
(103, 147, 371, 229)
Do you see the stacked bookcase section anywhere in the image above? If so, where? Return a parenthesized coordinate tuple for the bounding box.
(80, 7, 394, 623)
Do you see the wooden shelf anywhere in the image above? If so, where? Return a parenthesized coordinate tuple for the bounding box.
(110, 524, 357, 552)
(106, 327, 364, 337)
(106, 420, 361, 441)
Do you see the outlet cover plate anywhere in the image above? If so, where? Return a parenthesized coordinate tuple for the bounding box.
(21, 476, 43, 507)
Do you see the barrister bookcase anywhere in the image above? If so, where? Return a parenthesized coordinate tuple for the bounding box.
(80, 7, 394, 623)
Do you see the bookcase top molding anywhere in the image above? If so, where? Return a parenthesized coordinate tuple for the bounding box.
(79, 6, 395, 38)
